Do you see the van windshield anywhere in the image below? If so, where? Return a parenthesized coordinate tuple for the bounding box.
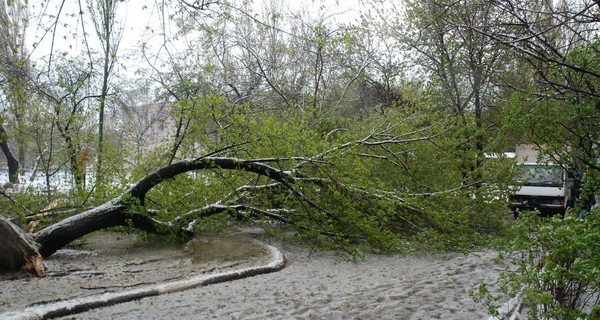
(515, 165, 563, 187)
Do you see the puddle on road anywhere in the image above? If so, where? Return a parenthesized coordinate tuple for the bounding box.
(184, 233, 268, 264)
(67, 230, 270, 265)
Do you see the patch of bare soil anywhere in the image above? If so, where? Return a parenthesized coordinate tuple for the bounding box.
(0, 229, 271, 314)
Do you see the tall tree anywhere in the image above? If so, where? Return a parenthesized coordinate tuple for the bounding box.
(0, 0, 30, 183)
(88, 0, 122, 192)
(37, 56, 96, 193)
(373, 0, 510, 184)
(0, 123, 19, 183)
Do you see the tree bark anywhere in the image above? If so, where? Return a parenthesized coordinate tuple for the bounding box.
(0, 124, 19, 184)
(34, 201, 128, 258)
(0, 217, 44, 276)
(63, 132, 85, 192)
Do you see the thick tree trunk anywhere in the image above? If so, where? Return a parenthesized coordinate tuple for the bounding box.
(0, 217, 44, 276)
(34, 200, 128, 257)
(0, 124, 20, 184)
(0, 156, 294, 275)
(34, 157, 293, 258)
(33, 199, 185, 258)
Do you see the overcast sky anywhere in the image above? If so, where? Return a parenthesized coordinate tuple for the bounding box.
(26, 0, 366, 65)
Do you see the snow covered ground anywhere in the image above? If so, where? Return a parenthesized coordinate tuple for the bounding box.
(0, 169, 90, 193)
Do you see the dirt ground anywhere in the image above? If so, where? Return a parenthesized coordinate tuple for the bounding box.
(0, 230, 272, 313)
(0, 228, 507, 319)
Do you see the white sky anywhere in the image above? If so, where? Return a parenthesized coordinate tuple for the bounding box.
(26, 0, 366, 65)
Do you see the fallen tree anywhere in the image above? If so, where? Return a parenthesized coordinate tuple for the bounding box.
(0, 111, 510, 277)
(0, 156, 303, 274)
(0, 151, 421, 275)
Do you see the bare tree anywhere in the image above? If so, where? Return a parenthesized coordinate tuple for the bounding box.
(87, 0, 123, 192)
(35, 57, 96, 193)
(109, 84, 173, 166)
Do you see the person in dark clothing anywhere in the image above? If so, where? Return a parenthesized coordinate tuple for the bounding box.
(570, 171, 596, 219)
(568, 172, 582, 209)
